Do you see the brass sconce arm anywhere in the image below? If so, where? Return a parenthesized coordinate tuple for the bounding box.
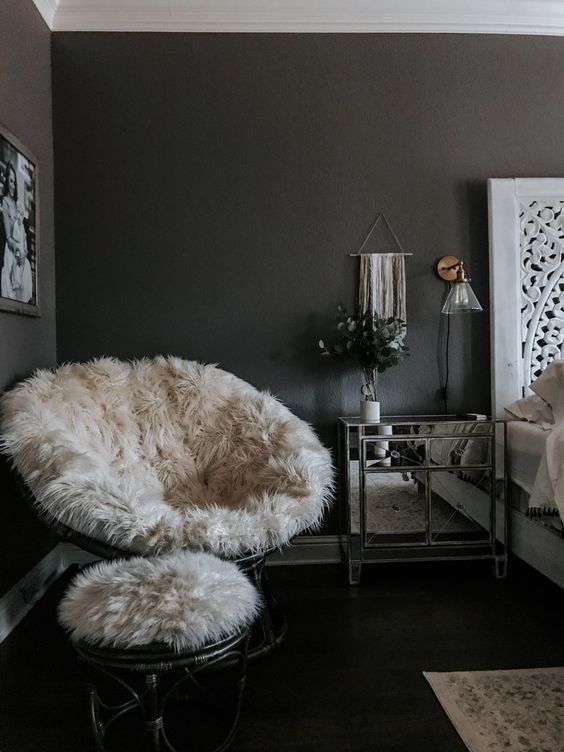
(436, 255, 469, 282)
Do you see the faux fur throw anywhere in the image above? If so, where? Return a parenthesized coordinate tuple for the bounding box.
(0, 356, 333, 557)
(58, 550, 260, 651)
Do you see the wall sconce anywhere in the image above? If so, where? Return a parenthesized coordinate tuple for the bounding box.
(436, 256, 483, 314)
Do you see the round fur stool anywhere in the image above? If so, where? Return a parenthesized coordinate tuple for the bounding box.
(58, 551, 259, 752)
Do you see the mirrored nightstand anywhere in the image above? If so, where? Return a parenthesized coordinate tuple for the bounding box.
(338, 415, 507, 585)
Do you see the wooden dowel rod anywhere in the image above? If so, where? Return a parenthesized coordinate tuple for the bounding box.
(348, 252, 413, 256)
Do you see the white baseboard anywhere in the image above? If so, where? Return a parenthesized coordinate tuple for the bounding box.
(268, 535, 342, 565)
(0, 547, 65, 644)
(58, 542, 100, 569)
(59, 537, 343, 568)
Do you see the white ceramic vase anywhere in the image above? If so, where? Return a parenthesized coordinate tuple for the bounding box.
(360, 399, 380, 423)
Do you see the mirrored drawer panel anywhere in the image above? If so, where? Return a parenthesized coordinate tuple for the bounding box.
(363, 471, 426, 546)
(429, 469, 492, 544)
(362, 438, 425, 470)
(429, 437, 491, 468)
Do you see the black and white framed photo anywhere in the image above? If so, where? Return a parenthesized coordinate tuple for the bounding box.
(0, 122, 39, 316)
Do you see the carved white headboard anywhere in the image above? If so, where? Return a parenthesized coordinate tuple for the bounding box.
(489, 178, 564, 417)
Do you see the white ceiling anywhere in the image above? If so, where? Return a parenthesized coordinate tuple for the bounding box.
(32, 0, 564, 35)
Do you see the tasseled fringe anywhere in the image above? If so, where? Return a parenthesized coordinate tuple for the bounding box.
(527, 506, 560, 518)
(527, 507, 564, 537)
(359, 254, 407, 321)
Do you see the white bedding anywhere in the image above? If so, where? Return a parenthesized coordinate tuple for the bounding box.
(505, 361, 564, 519)
(506, 421, 548, 496)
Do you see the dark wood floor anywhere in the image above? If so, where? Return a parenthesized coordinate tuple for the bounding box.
(1, 557, 564, 752)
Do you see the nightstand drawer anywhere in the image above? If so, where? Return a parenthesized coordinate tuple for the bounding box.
(361, 437, 425, 469)
(429, 437, 491, 468)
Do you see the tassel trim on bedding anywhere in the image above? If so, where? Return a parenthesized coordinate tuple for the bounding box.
(527, 507, 564, 538)
(526, 506, 560, 518)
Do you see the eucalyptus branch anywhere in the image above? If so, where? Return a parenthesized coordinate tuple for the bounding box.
(319, 307, 409, 400)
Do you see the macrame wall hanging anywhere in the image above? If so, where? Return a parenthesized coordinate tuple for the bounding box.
(350, 213, 411, 321)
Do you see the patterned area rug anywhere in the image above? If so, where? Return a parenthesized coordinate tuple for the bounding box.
(424, 667, 564, 752)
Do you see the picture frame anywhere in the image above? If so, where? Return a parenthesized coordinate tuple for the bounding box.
(0, 121, 39, 316)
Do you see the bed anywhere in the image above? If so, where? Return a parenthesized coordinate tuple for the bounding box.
(487, 177, 564, 587)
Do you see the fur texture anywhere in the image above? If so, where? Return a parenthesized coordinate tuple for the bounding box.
(0, 357, 333, 557)
(58, 550, 260, 651)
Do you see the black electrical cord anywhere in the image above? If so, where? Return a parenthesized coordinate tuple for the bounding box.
(442, 285, 451, 416)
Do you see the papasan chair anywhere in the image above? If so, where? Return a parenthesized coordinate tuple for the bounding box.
(0, 356, 333, 658)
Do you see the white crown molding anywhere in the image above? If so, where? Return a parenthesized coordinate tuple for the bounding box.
(31, 0, 60, 29)
(36, 0, 564, 35)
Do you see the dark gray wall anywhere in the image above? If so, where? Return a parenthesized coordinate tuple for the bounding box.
(52, 33, 564, 532)
(0, 1, 57, 594)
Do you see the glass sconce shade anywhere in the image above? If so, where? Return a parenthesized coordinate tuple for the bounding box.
(441, 280, 483, 314)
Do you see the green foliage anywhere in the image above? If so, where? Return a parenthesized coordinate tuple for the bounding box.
(319, 306, 409, 400)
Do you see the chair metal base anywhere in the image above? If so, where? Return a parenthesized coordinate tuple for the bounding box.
(232, 551, 288, 661)
(73, 630, 250, 752)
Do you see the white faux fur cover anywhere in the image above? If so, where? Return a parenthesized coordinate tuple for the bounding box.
(0, 357, 333, 557)
(59, 550, 260, 650)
